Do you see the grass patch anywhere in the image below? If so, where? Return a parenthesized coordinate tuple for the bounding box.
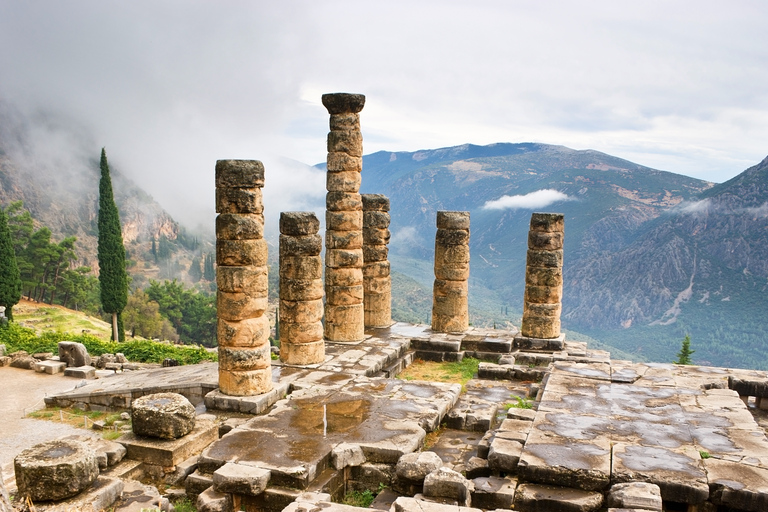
(398, 358, 480, 386)
(700, 450, 711, 459)
(423, 425, 444, 450)
(342, 490, 375, 508)
(27, 406, 130, 440)
(504, 395, 533, 410)
(173, 499, 197, 512)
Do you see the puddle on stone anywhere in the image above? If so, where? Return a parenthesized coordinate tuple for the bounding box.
(525, 441, 608, 469)
(385, 322, 432, 338)
(41, 444, 76, 459)
(618, 445, 701, 474)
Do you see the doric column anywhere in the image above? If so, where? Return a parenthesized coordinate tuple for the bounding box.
(431, 211, 470, 333)
(362, 194, 392, 328)
(215, 160, 272, 396)
(279, 212, 324, 365)
(521, 213, 564, 340)
(323, 93, 366, 342)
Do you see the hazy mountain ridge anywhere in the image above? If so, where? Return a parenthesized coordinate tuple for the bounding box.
(358, 143, 768, 368)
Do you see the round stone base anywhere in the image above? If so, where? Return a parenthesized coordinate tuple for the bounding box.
(14, 440, 99, 502)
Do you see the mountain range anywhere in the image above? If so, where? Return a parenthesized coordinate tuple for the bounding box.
(356, 143, 768, 369)
(2, 131, 767, 369)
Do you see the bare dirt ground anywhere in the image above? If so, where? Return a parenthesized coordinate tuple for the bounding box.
(0, 367, 97, 486)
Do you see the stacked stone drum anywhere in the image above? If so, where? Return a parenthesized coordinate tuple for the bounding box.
(279, 212, 325, 365)
(215, 160, 273, 396)
(431, 211, 470, 333)
(362, 194, 392, 328)
(323, 93, 366, 342)
(521, 213, 564, 339)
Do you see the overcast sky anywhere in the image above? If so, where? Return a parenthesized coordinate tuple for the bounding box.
(1, 1, 766, 229)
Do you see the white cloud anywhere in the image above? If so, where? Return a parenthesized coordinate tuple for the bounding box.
(675, 199, 711, 215)
(482, 190, 574, 211)
(740, 202, 768, 217)
(390, 226, 421, 246)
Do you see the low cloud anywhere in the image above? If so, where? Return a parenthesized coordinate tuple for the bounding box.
(739, 202, 768, 217)
(390, 226, 421, 246)
(676, 199, 711, 215)
(482, 189, 573, 211)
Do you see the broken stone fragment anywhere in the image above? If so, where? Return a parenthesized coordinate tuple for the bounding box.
(322, 93, 366, 114)
(215, 159, 265, 189)
(213, 462, 271, 496)
(395, 451, 444, 482)
(423, 467, 474, 507)
(436, 211, 470, 230)
(607, 481, 662, 511)
(58, 341, 91, 367)
(332, 443, 366, 469)
(131, 392, 196, 440)
(14, 439, 99, 502)
(197, 486, 232, 512)
(514, 483, 603, 512)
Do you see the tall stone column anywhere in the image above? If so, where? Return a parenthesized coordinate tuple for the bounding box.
(518, 212, 565, 349)
(215, 160, 273, 396)
(362, 194, 392, 328)
(279, 212, 324, 365)
(323, 93, 366, 342)
(431, 211, 470, 333)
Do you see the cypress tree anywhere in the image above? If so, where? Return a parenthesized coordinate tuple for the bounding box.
(0, 206, 22, 321)
(97, 148, 128, 341)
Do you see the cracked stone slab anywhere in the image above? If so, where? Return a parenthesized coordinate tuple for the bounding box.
(517, 428, 611, 491)
(551, 361, 611, 381)
(392, 496, 482, 512)
(705, 458, 768, 512)
(611, 442, 708, 504)
(514, 482, 603, 512)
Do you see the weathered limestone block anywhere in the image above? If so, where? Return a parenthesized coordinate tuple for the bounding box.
(607, 482, 662, 511)
(58, 341, 91, 367)
(327, 130, 363, 156)
(329, 112, 361, 131)
(327, 210, 363, 231)
(14, 440, 99, 502)
(217, 316, 270, 348)
(524, 285, 562, 304)
(279, 211, 320, 235)
(213, 462, 271, 496)
(217, 290, 269, 321)
(216, 213, 265, 240)
(530, 212, 564, 232)
(488, 438, 523, 473)
(436, 211, 470, 230)
(326, 191, 363, 211)
(215, 159, 265, 189)
(363, 211, 390, 229)
(280, 278, 324, 302)
(363, 245, 388, 262)
(327, 153, 362, 172)
(324, 304, 365, 342)
(322, 93, 366, 114)
(528, 230, 564, 250)
(423, 467, 474, 507)
(363, 276, 391, 294)
(363, 261, 390, 278)
(219, 368, 272, 396)
(436, 228, 470, 246)
(396, 451, 443, 482)
(326, 230, 363, 249)
(280, 300, 324, 324)
(326, 285, 364, 306)
(197, 486, 233, 512)
(216, 239, 268, 267)
(326, 248, 363, 268)
(326, 267, 364, 287)
(514, 483, 603, 512)
(471, 476, 516, 510)
(280, 322, 325, 343)
(329, 444, 366, 472)
(526, 267, 563, 287)
(131, 392, 196, 440)
(216, 187, 263, 214)
(327, 170, 362, 192)
(279, 340, 326, 366)
(280, 256, 323, 280)
(217, 266, 268, 294)
(218, 346, 271, 371)
(278, 234, 322, 256)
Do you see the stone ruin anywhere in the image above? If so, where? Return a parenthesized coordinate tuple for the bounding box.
(9, 92, 768, 512)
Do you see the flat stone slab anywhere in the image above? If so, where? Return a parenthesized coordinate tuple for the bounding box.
(32, 476, 124, 512)
(611, 442, 709, 504)
(64, 365, 96, 379)
(45, 363, 219, 409)
(705, 458, 768, 512)
(34, 360, 67, 375)
(119, 418, 217, 467)
(199, 376, 460, 489)
(392, 496, 482, 512)
(514, 483, 603, 512)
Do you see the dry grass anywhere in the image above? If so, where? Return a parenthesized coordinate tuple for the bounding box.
(14, 299, 113, 339)
(27, 407, 129, 439)
(398, 358, 480, 386)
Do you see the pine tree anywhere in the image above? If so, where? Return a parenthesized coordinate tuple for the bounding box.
(674, 334, 695, 365)
(97, 148, 128, 341)
(0, 206, 22, 321)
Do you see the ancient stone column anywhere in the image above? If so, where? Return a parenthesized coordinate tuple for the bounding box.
(279, 211, 324, 365)
(362, 194, 392, 328)
(215, 160, 272, 396)
(431, 211, 470, 333)
(520, 212, 564, 342)
(323, 92, 366, 342)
